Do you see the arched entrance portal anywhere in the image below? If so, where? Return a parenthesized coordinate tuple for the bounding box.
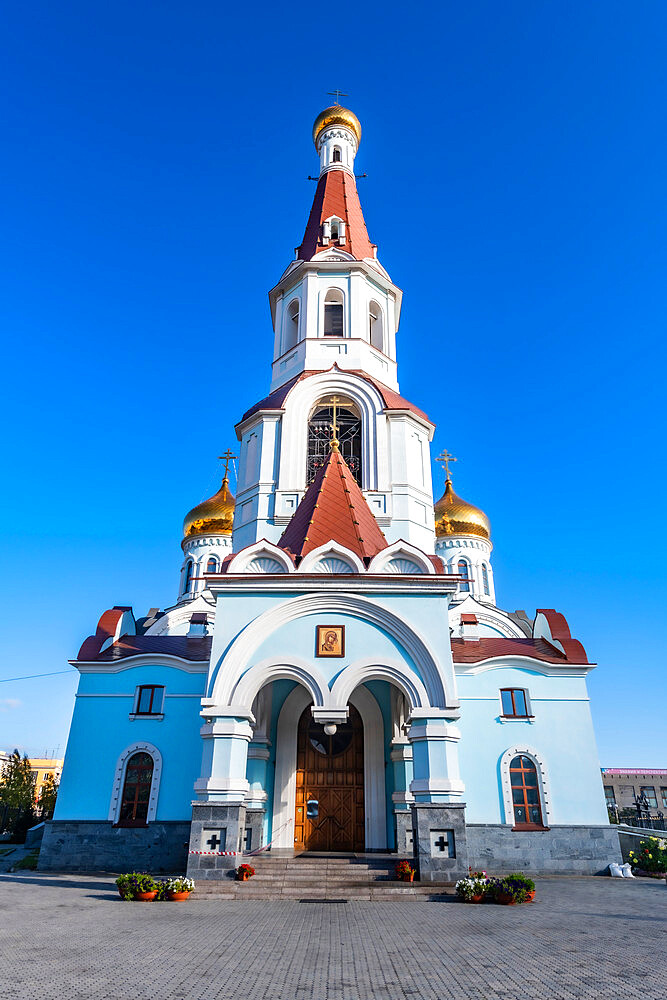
(294, 703, 364, 851)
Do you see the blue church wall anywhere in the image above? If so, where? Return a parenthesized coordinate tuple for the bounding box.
(456, 667, 608, 825)
(55, 664, 206, 822)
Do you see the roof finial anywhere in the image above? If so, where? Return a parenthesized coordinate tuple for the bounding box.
(436, 449, 457, 483)
(218, 449, 238, 483)
(330, 396, 341, 452)
(327, 89, 349, 105)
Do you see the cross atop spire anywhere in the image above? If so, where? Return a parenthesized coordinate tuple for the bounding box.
(327, 89, 349, 104)
(436, 449, 457, 482)
(218, 449, 237, 481)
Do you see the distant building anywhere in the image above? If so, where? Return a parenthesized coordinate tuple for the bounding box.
(27, 759, 63, 804)
(601, 769, 667, 819)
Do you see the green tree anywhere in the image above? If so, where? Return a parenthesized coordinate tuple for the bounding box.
(0, 750, 36, 840)
(38, 772, 59, 818)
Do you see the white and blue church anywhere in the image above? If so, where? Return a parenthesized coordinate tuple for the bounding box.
(40, 105, 620, 879)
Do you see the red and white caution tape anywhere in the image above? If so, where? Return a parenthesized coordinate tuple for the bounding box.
(188, 850, 240, 856)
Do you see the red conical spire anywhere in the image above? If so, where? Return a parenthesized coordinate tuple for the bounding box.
(297, 170, 376, 262)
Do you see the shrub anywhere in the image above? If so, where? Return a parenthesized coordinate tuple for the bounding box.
(628, 837, 667, 874)
(455, 871, 489, 901)
(164, 876, 195, 894)
(488, 876, 530, 903)
(13, 852, 39, 871)
(506, 871, 535, 892)
(395, 860, 415, 879)
(236, 863, 255, 878)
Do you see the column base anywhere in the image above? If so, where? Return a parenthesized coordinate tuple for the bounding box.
(394, 810, 414, 855)
(244, 808, 265, 852)
(186, 802, 246, 880)
(411, 801, 468, 882)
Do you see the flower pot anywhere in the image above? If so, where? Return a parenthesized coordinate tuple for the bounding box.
(495, 892, 516, 905)
(168, 891, 192, 902)
(237, 873, 249, 881)
(135, 891, 157, 902)
(526, 889, 536, 901)
(470, 894, 484, 903)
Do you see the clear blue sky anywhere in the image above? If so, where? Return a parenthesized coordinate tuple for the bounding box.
(0, 2, 665, 766)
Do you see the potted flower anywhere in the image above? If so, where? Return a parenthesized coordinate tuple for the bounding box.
(395, 860, 416, 882)
(489, 876, 529, 905)
(164, 876, 195, 901)
(628, 837, 667, 877)
(236, 863, 255, 881)
(115, 872, 158, 901)
(455, 870, 489, 903)
(506, 872, 536, 901)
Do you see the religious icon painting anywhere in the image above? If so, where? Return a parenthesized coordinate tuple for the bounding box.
(316, 625, 345, 657)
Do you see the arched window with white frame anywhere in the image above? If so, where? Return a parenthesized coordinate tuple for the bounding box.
(457, 559, 471, 593)
(307, 396, 361, 484)
(500, 745, 551, 830)
(108, 742, 163, 827)
(482, 563, 490, 595)
(284, 299, 299, 352)
(332, 146, 342, 163)
(182, 559, 194, 595)
(369, 300, 384, 351)
(206, 556, 219, 574)
(323, 288, 344, 337)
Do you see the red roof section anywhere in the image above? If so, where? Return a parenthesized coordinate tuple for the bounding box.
(278, 446, 387, 562)
(77, 635, 212, 663)
(450, 637, 589, 665)
(297, 170, 376, 261)
(239, 368, 431, 425)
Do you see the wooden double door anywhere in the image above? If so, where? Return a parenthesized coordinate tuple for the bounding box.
(294, 704, 364, 851)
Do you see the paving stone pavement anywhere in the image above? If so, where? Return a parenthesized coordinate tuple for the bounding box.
(0, 873, 665, 1000)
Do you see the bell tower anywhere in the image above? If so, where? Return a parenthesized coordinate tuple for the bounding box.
(233, 105, 437, 554)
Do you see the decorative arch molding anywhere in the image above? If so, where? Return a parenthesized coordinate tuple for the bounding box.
(231, 657, 329, 709)
(227, 540, 294, 574)
(108, 741, 163, 825)
(499, 744, 552, 826)
(368, 540, 434, 575)
(277, 370, 388, 493)
(454, 656, 591, 677)
(270, 683, 387, 851)
(145, 594, 215, 637)
(299, 541, 365, 575)
(330, 658, 429, 713)
(209, 592, 453, 711)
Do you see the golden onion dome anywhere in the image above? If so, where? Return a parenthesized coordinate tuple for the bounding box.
(182, 476, 235, 541)
(434, 478, 491, 541)
(312, 105, 362, 148)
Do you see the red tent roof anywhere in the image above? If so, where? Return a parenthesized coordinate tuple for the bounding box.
(278, 446, 387, 563)
(297, 170, 376, 261)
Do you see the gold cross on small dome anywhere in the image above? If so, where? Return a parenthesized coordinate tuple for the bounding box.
(327, 89, 349, 104)
(218, 449, 237, 480)
(436, 449, 457, 480)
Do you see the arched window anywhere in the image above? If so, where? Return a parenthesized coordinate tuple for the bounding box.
(482, 564, 490, 595)
(182, 559, 194, 594)
(206, 556, 219, 574)
(458, 559, 470, 592)
(332, 146, 342, 163)
(118, 752, 154, 827)
(307, 398, 361, 485)
(369, 301, 383, 351)
(323, 289, 344, 337)
(284, 299, 299, 352)
(509, 755, 544, 828)
(330, 220, 339, 241)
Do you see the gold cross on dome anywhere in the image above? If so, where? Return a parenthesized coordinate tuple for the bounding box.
(327, 89, 349, 104)
(436, 449, 457, 481)
(218, 449, 237, 480)
(330, 396, 341, 451)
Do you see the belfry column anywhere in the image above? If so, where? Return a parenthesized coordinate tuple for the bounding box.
(186, 713, 253, 878)
(408, 712, 469, 881)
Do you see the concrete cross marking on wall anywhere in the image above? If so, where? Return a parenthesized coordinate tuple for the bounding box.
(434, 835, 449, 852)
(206, 832, 221, 851)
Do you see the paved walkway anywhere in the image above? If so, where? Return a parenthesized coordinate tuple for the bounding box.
(0, 873, 665, 999)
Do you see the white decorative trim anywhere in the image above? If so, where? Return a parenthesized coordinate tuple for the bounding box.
(230, 656, 330, 709)
(108, 742, 163, 824)
(299, 541, 365, 575)
(76, 655, 209, 674)
(227, 540, 294, 574)
(454, 657, 593, 677)
(271, 685, 387, 851)
(368, 540, 435, 575)
(209, 592, 455, 711)
(499, 745, 552, 826)
(330, 658, 430, 713)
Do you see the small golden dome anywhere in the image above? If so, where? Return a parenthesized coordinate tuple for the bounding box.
(312, 105, 362, 148)
(183, 477, 235, 541)
(434, 478, 491, 540)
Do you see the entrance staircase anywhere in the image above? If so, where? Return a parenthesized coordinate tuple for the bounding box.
(194, 854, 455, 901)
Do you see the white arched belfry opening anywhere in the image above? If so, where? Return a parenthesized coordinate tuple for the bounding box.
(271, 683, 386, 851)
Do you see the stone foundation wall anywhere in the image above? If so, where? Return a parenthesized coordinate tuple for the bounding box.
(37, 821, 191, 873)
(467, 824, 621, 874)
